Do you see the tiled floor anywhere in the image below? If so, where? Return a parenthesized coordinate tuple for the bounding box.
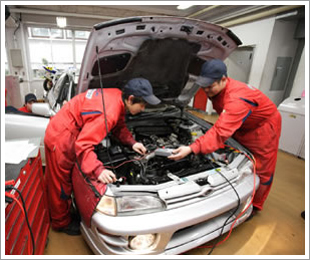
(44, 110, 306, 255)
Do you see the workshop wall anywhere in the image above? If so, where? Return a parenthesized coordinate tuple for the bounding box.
(259, 19, 299, 106)
(229, 17, 304, 106)
(5, 27, 29, 82)
(290, 47, 305, 98)
(5, 25, 33, 106)
(228, 17, 276, 90)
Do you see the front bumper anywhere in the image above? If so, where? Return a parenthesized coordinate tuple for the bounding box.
(80, 174, 259, 255)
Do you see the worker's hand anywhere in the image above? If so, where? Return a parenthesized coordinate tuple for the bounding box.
(132, 142, 147, 155)
(168, 146, 192, 161)
(97, 169, 117, 184)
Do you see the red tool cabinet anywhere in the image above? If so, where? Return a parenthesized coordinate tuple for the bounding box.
(5, 151, 50, 255)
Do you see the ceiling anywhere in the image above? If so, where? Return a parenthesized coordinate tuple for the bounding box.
(6, 4, 305, 28)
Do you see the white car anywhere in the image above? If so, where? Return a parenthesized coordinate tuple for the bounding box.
(5, 16, 259, 255)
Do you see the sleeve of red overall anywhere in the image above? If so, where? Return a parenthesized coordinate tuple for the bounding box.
(75, 112, 109, 179)
(190, 99, 252, 154)
(111, 110, 136, 147)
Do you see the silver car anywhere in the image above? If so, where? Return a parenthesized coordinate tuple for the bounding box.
(5, 16, 259, 255)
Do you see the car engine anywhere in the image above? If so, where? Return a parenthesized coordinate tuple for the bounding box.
(95, 115, 236, 185)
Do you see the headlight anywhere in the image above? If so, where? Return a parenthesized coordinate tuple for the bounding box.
(116, 196, 165, 216)
(96, 195, 116, 216)
(96, 195, 165, 216)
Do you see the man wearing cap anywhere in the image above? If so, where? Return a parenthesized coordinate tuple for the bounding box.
(169, 59, 281, 217)
(44, 78, 160, 235)
(19, 93, 37, 113)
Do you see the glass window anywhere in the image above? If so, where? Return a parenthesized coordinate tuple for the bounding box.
(28, 39, 52, 78)
(51, 28, 63, 39)
(75, 41, 87, 63)
(31, 27, 50, 38)
(75, 30, 90, 40)
(51, 41, 74, 66)
(27, 26, 90, 79)
(66, 30, 72, 39)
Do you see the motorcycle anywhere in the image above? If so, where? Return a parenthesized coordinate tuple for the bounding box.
(42, 66, 61, 97)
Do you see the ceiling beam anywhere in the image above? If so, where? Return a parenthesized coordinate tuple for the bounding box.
(9, 7, 119, 20)
(219, 5, 303, 27)
(187, 5, 220, 18)
(210, 5, 268, 23)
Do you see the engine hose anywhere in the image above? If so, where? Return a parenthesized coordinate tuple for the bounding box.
(135, 160, 149, 184)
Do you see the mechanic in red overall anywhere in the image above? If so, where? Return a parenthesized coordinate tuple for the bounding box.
(169, 59, 281, 217)
(44, 78, 161, 235)
(19, 93, 37, 113)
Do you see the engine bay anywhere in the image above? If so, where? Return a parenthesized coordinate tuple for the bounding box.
(95, 115, 237, 185)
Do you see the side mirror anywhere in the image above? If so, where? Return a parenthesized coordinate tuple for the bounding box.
(32, 103, 56, 117)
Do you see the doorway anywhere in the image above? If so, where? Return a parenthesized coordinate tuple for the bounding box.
(225, 46, 254, 83)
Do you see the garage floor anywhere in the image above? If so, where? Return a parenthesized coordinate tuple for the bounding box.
(43, 110, 306, 255)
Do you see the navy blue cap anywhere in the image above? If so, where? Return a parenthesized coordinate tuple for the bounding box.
(25, 93, 37, 104)
(196, 59, 227, 87)
(124, 78, 161, 105)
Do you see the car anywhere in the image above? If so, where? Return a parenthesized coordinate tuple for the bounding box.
(5, 70, 77, 165)
(5, 16, 259, 255)
(5, 113, 48, 165)
(45, 69, 78, 113)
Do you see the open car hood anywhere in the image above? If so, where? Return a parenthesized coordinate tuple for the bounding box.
(77, 16, 242, 106)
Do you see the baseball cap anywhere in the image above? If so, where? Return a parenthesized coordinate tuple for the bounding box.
(25, 93, 37, 104)
(196, 59, 227, 87)
(124, 78, 161, 105)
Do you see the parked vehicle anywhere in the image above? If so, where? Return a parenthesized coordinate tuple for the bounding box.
(5, 108, 49, 164)
(45, 69, 78, 113)
(5, 16, 259, 255)
(5, 69, 77, 165)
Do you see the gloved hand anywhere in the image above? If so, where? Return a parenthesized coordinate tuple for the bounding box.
(97, 169, 117, 184)
(168, 146, 192, 161)
(132, 142, 147, 155)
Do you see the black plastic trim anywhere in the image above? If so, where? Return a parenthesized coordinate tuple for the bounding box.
(226, 30, 243, 46)
(94, 17, 143, 31)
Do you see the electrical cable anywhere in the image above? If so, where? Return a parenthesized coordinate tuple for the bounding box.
(13, 13, 22, 37)
(104, 153, 149, 169)
(206, 162, 241, 255)
(95, 46, 115, 174)
(198, 145, 256, 253)
(5, 186, 35, 255)
(206, 152, 256, 249)
(5, 192, 31, 253)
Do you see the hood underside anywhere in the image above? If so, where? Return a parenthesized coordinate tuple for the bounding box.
(77, 16, 242, 103)
(89, 38, 202, 100)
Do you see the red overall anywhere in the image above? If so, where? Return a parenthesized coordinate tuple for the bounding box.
(190, 78, 282, 210)
(19, 106, 31, 113)
(44, 88, 136, 229)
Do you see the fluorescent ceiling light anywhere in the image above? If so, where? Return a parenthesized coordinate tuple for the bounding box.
(56, 17, 67, 28)
(177, 4, 193, 10)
